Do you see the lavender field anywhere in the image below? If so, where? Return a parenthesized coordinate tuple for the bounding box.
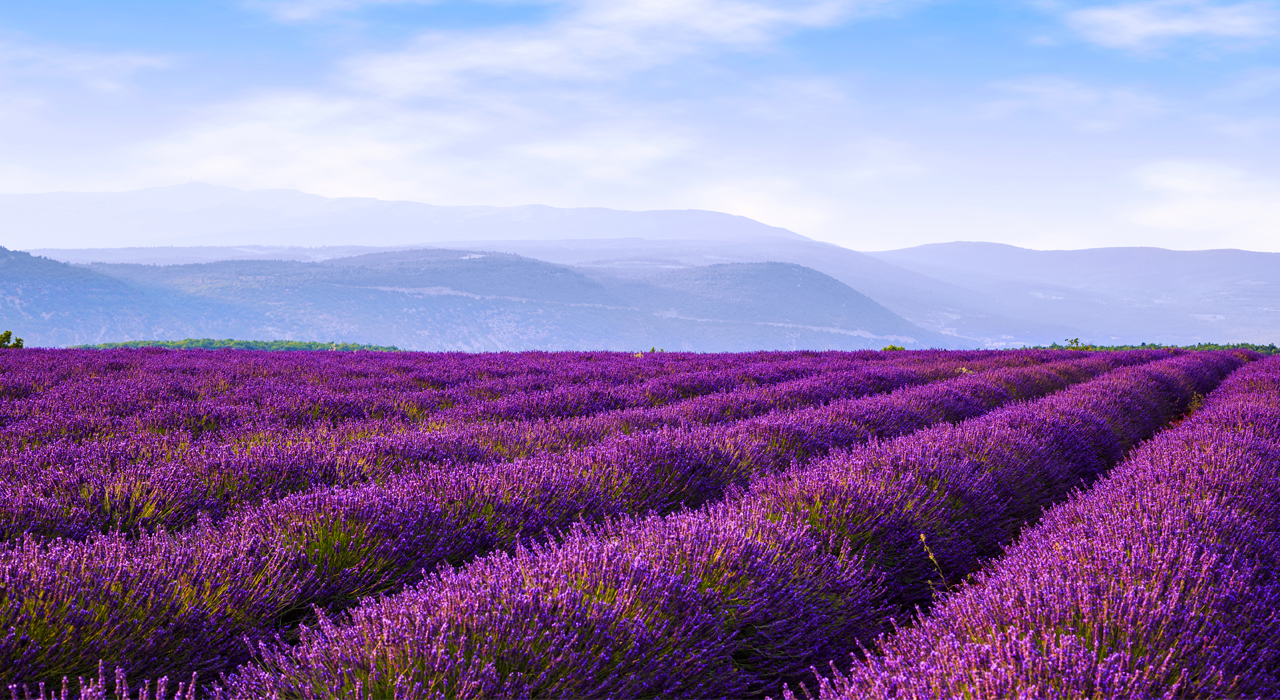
(0, 346, 1270, 699)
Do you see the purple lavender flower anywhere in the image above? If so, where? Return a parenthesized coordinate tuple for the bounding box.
(795, 355, 1280, 700)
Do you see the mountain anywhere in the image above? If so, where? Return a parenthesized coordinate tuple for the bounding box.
(6, 183, 803, 249)
(612, 262, 929, 341)
(33, 238, 1074, 347)
(485, 237, 1080, 346)
(10, 185, 1279, 347)
(26, 245, 411, 266)
(1, 246, 953, 351)
(870, 243, 1280, 346)
(17, 184, 1055, 347)
(0, 247, 249, 346)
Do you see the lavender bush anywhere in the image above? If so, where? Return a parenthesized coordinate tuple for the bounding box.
(797, 354, 1280, 700)
(0, 348, 1085, 688)
(223, 351, 1245, 698)
(4, 346, 1255, 695)
(1, 349, 1056, 541)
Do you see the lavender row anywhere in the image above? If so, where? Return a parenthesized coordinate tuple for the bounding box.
(0, 364, 912, 541)
(223, 353, 1151, 609)
(5, 350, 1064, 542)
(438, 350, 974, 424)
(1, 349, 903, 449)
(799, 354, 1280, 700)
(0, 350, 1053, 541)
(205, 353, 1168, 687)
(741, 349, 1245, 612)
(0, 347, 854, 406)
(0, 353, 1145, 686)
(0, 348, 1043, 451)
(346, 348, 1045, 468)
(220, 351, 1248, 698)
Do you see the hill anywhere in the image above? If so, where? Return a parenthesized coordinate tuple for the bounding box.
(2, 246, 953, 351)
(870, 243, 1280, 346)
(7, 183, 803, 249)
(14, 185, 1279, 348)
(0, 247, 251, 346)
(75, 339, 400, 351)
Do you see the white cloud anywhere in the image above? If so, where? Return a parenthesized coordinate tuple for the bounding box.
(242, 0, 438, 22)
(0, 0, 945, 250)
(130, 78, 925, 222)
(136, 93, 450, 200)
(1064, 0, 1279, 49)
(515, 126, 694, 182)
(981, 76, 1165, 131)
(120, 0, 919, 224)
(0, 40, 168, 92)
(1214, 66, 1280, 99)
(343, 0, 875, 97)
(1203, 114, 1280, 135)
(1130, 160, 1280, 247)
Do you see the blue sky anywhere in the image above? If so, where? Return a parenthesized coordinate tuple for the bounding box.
(1, 0, 1278, 251)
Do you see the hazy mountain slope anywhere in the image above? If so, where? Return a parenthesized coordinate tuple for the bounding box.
(86, 253, 637, 351)
(23, 185, 1278, 346)
(321, 249, 624, 305)
(600, 262, 952, 349)
(482, 238, 1080, 345)
(27, 238, 1093, 347)
(629, 263, 922, 332)
(65, 251, 953, 351)
(29, 245, 410, 266)
(871, 243, 1280, 344)
(15, 184, 1067, 346)
(7, 183, 803, 249)
(0, 247, 251, 346)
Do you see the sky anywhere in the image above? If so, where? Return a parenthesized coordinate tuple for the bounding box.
(1, 0, 1278, 252)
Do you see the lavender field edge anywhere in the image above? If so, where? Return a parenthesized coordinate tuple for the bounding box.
(795, 353, 1280, 700)
(220, 350, 1248, 699)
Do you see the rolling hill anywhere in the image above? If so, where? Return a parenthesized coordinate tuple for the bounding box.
(1, 246, 953, 351)
(10, 184, 1279, 348)
(870, 243, 1280, 346)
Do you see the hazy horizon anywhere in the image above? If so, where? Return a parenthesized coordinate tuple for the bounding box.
(2, 1, 1279, 253)
(4, 181, 1278, 254)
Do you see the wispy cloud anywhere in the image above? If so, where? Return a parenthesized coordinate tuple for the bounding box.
(1214, 66, 1280, 99)
(242, 0, 438, 22)
(140, 0, 914, 212)
(1063, 0, 1279, 50)
(981, 76, 1165, 130)
(342, 0, 878, 97)
(18, 0, 1280, 252)
(0, 40, 169, 92)
(1130, 159, 1280, 245)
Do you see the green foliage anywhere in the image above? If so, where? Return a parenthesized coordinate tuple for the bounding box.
(882, 345, 906, 351)
(1057, 337, 1095, 350)
(0, 330, 23, 349)
(1037, 340, 1279, 355)
(73, 338, 400, 352)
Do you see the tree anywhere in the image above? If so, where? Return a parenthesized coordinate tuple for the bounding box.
(0, 331, 23, 349)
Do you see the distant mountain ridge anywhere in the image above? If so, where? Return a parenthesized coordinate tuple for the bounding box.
(7, 184, 1278, 348)
(1, 246, 950, 351)
(869, 243, 1280, 347)
(6, 183, 803, 249)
